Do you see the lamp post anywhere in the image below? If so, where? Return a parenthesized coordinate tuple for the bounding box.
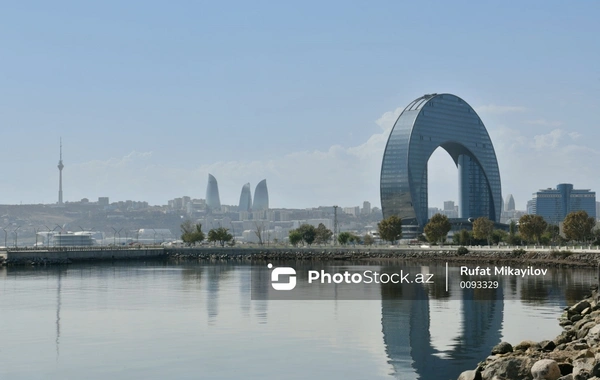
(13, 226, 21, 248)
(55, 224, 63, 248)
(2, 227, 7, 248)
(34, 228, 39, 247)
(152, 228, 157, 245)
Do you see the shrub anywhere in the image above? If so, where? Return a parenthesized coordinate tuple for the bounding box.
(512, 248, 526, 256)
(457, 246, 469, 255)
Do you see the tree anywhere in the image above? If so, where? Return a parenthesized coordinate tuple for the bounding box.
(314, 223, 333, 245)
(378, 215, 403, 244)
(506, 220, 519, 245)
(180, 220, 205, 246)
(424, 213, 451, 244)
(297, 224, 317, 246)
(337, 231, 352, 245)
(348, 233, 360, 246)
(363, 233, 375, 246)
(563, 210, 596, 243)
(253, 222, 265, 245)
(207, 227, 233, 247)
(288, 230, 302, 247)
(472, 217, 494, 245)
(518, 214, 548, 244)
(491, 229, 507, 245)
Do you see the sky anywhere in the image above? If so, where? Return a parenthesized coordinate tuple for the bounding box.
(1, 1, 599, 210)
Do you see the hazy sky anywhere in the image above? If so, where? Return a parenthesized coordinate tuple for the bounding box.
(1, 1, 599, 210)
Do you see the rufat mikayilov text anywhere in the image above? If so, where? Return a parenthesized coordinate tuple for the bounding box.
(460, 266, 548, 277)
(307, 269, 434, 284)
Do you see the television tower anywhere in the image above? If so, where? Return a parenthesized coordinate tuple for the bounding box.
(57, 138, 64, 205)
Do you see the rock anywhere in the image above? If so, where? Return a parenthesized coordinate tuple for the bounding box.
(558, 363, 574, 376)
(481, 356, 534, 380)
(557, 376, 572, 380)
(541, 340, 557, 351)
(516, 341, 540, 351)
(573, 357, 596, 376)
(571, 315, 584, 323)
(582, 308, 592, 316)
(492, 342, 514, 355)
(570, 301, 592, 316)
(556, 330, 576, 345)
(576, 322, 597, 339)
(586, 325, 600, 345)
(457, 369, 482, 380)
(531, 359, 562, 380)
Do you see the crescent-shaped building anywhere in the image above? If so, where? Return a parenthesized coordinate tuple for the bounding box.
(380, 93, 502, 235)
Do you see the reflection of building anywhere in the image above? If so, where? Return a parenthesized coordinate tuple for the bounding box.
(206, 174, 222, 210)
(253, 179, 269, 210)
(380, 94, 502, 237)
(239, 183, 252, 212)
(381, 280, 503, 379)
(530, 183, 596, 224)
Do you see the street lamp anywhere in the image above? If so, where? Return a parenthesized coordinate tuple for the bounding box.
(2, 226, 7, 248)
(13, 226, 21, 248)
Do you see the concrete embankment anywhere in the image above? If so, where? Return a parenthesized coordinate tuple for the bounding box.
(1, 247, 165, 265)
(2, 246, 600, 267)
(458, 290, 600, 380)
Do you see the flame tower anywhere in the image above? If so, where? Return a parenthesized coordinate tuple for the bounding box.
(57, 138, 64, 205)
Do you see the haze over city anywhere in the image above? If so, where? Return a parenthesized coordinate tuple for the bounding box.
(2, 1, 599, 210)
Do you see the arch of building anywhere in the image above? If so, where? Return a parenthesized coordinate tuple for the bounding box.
(380, 93, 502, 232)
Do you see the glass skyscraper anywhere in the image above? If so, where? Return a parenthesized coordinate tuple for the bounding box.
(531, 183, 596, 224)
(380, 93, 502, 233)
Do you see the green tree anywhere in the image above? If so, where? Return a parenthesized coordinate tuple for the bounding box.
(180, 220, 205, 246)
(297, 224, 317, 246)
(472, 217, 494, 245)
(452, 229, 471, 246)
(348, 233, 360, 246)
(207, 227, 233, 247)
(506, 220, 520, 245)
(424, 213, 451, 244)
(314, 223, 333, 245)
(378, 215, 403, 244)
(491, 229, 507, 245)
(337, 231, 352, 245)
(545, 224, 560, 245)
(363, 233, 375, 246)
(563, 210, 596, 243)
(518, 214, 548, 244)
(288, 230, 302, 247)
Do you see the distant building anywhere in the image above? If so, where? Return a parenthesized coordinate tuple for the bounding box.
(206, 174, 222, 210)
(98, 197, 109, 206)
(530, 183, 596, 224)
(253, 179, 269, 210)
(505, 194, 515, 211)
(362, 201, 371, 215)
(597, 202, 600, 221)
(239, 183, 252, 212)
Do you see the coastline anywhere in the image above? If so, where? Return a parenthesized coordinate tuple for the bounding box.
(458, 290, 600, 380)
(2, 246, 600, 267)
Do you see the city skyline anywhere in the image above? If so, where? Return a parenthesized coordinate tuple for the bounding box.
(1, 2, 599, 210)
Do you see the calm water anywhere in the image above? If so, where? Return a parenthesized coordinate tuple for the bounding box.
(0, 261, 596, 380)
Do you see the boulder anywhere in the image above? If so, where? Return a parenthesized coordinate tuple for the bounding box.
(492, 342, 514, 355)
(481, 356, 535, 380)
(516, 341, 540, 351)
(570, 301, 592, 316)
(572, 357, 596, 376)
(458, 369, 482, 380)
(531, 359, 561, 380)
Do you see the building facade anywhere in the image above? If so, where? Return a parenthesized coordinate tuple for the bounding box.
(206, 174, 222, 210)
(238, 182, 252, 212)
(531, 183, 596, 224)
(253, 179, 269, 210)
(380, 93, 502, 235)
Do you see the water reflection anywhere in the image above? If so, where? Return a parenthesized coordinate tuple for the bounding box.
(0, 262, 597, 380)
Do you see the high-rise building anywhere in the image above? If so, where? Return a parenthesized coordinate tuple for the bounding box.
(530, 183, 596, 224)
(57, 138, 64, 205)
(505, 194, 515, 211)
(380, 93, 502, 236)
(206, 174, 222, 210)
(596, 202, 600, 221)
(239, 183, 252, 212)
(253, 179, 269, 210)
(443, 201, 455, 211)
(362, 201, 371, 215)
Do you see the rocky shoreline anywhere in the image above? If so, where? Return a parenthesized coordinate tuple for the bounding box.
(2, 248, 600, 267)
(458, 290, 600, 380)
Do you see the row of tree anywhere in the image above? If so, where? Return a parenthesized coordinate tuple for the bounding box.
(287, 223, 378, 246)
(180, 220, 234, 247)
(421, 210, 599, 245)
